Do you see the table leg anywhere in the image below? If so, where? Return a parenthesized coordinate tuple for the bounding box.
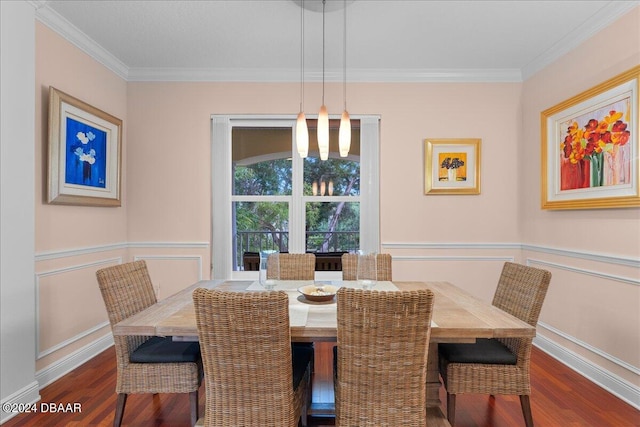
(426, 342, 451, 426)
(426, 342, 441, 407)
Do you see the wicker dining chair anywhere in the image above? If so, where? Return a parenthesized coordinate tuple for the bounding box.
(334, 287, 435, 427)
(193, 288, 313, 427)
(341, 253, 392, 281)
(438, 262, 552, 427)
(96, 260, 203, 427)
(269, 253, 316, 280)
(267, 252, 317, 380)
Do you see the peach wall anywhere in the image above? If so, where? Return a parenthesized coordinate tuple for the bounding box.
(34, 23, 128, 371)
(521, 7, 639, 389)
(127, 81, 521, 247)
(35, 24, 128, 251)
(521, 8, 640, 253)
(373, 83, 521, 243)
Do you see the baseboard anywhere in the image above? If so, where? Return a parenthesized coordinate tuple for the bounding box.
(11, 323, 640, 422)
(534, 335, 640, 410)
(0, 381, 40, 424)
(35, 333, 113, 390)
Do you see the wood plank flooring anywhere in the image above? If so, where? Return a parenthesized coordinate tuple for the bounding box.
(3, 343, 639, 426)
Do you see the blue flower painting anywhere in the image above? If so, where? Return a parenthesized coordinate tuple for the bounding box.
(65, 117, 107, 188)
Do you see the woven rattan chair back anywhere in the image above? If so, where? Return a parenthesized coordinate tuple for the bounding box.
(97, 260, 202, 427)
(193, 289, 310, 427)
(335, 287, 435, 427)
(269, 253, 316, 280)
(97, 261, 157, 384)
(493, 262, 552, 358)
(341, 253, 392, 281)
(439, 262, 552, 427)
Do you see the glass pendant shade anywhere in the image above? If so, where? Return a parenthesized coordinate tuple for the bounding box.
(318, 105, 329, 160)
(296, 112, 309, 158)
(339, 110, 351, 157)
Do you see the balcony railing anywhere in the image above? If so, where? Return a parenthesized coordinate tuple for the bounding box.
(234, 230, 359, 270)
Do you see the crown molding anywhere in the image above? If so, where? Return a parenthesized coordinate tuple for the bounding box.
(35, 1, 639, 83)
(26, 0, 49, 9)
(127, 67, 523, 83)
(35, 5, 129, 80)
(31, 4, 523, 83)
(521, 1, 640, 80)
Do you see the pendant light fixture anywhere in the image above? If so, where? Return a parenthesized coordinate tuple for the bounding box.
(296, 0, 309, 158)
(297, 0, 351, 161)
(317, 0, 329, 161)
(338, 0, 351, 157)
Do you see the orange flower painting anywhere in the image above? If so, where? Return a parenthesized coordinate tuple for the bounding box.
(542, 66, 639, 210)
(559, 99, 631, 191)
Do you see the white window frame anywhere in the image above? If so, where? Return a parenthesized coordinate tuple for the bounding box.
(211, 114, 380, 280)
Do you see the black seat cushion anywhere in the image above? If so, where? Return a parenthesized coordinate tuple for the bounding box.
(439, 338, 517, 365)
(130, 336, 201, 364)
(293, 342, 314, 348)
(291, 344, 314, 389)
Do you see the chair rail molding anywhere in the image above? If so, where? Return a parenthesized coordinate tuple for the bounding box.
(393, 255, 515, 262)
(382, 242, 639, 268)
(128, 241, 210, 249)
(383, 242, 521, 250)
(35, 243, 127, 261)
(35, 241, 210, 261)
(523, 244, 639, 268)
(527, 258, 639, 286)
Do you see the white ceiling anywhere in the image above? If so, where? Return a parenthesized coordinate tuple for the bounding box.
(36, 0, 639, 82)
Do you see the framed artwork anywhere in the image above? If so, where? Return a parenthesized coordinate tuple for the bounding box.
(48, 87, 122, 206)
(424, 138, 481, 195)
(541, 66, 639, 210)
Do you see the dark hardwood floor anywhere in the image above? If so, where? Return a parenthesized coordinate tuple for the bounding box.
(4, 342, 639, 426)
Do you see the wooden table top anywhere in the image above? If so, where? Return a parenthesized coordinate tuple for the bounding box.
(113, 280, 535, 343)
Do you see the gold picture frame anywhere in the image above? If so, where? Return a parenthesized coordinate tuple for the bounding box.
(48, 87, 122, 206)
(424, 138, 481, 195)
(541, 66, 639, 210)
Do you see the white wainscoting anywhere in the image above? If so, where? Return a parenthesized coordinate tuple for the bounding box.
(526, 258, 639, 409)
(383, 241, 640, 409)
(35, 333, 114, 390)
(535, 333, 640, 409)
(33, 241, 209, 390)
(33, 241, 638, 408)
(35, 257, 121, 359)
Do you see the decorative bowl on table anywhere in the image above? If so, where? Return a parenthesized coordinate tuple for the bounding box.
(298, 284, 338, 302)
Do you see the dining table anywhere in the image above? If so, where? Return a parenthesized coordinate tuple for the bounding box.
(113, 279, 536, 427)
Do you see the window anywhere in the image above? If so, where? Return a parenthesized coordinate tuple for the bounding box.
(212, 115, 379, 279)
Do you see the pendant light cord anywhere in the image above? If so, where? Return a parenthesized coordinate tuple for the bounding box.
(322, 0, 326, 106)
(300, 0, 305, 113)
(343, 0, 347, 111)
